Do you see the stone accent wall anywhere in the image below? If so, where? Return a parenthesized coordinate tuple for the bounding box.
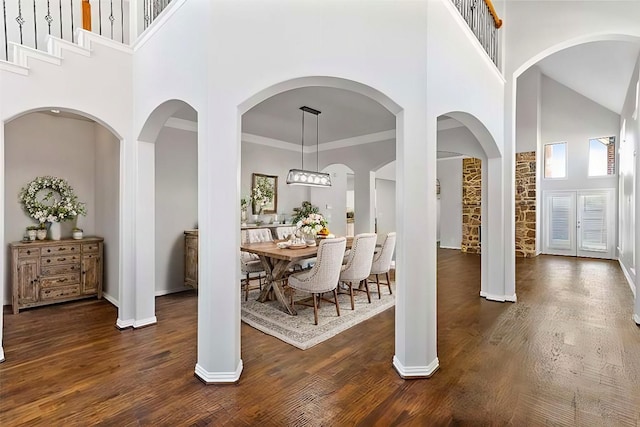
(515, 151, 537, 257)
(462, 158, 482, 254)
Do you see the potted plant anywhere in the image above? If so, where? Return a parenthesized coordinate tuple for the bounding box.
(25, 225, 38, 241)
(36, 223, 47, 240)
(72, 227, 83, 240)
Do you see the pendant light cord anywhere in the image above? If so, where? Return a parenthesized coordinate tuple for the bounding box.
(316, 113, 319, 172)
(301, 109, 305, 170)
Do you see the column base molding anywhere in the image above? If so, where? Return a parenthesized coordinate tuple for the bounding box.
(634, 314, 640, 325)
(480, 291, 517, 302)
(392, 355, 439, 379)
(116, 318, 134, 329)
(195, 359, 243, 384)
(133, 316, 157, 328)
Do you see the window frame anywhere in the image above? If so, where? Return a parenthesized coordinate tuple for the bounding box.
(543, 141, 568, 180)
(587, 136, 616, 178)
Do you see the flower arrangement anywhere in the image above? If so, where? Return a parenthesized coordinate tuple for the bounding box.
(297, 213, 328, 236)
(251, 176, 274, 214)
(240, 196, 250, 212)
(291, 201, 320, 225)
(19, 176, 87, 223)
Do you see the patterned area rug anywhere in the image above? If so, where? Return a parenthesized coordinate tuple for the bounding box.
(241, 281, 396, 350)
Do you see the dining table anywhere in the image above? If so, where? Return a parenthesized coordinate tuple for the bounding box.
(240, 237, 352, 315)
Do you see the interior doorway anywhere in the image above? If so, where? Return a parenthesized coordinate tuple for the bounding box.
(542, 189, 616, 259)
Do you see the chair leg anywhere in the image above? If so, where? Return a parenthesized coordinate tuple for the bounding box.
(245, 273, 250, 301)
(386, 271, 393, 295)
(376, 274, 381, 299)
(312, 293, 319, 325)
(333, 289, 340, 317)
(290, 288, 295, 310)
(349, 282, 355, 310)
(362, 279, 371, 303)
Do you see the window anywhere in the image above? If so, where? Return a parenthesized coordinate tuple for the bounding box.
(544, 142, 567, 179)
(588, 136, 615, 177)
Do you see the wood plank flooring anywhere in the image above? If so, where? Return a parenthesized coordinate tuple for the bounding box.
(2, 249, 640, 425)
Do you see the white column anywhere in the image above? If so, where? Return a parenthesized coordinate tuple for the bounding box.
(0, 122, 5, 362)
(503, 80, 517, 300)
(353, 169, 375, 234)
(116, 137, 137, 328)
(194, 103, 242, 383)
(634, 129, 640, 325)
(134, 140, 157, 327)
(393, 107, 439, 378)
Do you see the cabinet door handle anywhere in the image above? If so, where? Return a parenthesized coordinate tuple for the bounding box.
(58, 258, 66, 262)
(58, 278, 67, 283)
(58, 248, 65, 251)
(26, 250, 31, 255)
(46, 259, 51, 263)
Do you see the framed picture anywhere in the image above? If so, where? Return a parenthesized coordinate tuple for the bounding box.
(252, 173, 278, 214)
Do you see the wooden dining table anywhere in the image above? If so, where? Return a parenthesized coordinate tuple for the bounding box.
(240, 237, 352, 315)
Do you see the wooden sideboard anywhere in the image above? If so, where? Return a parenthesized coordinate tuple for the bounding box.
(10, 237, 104, 314)
(184, 230, 198, 288)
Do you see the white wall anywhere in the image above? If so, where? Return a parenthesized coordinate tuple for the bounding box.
(541, 76, 620, 192)
(241, 141, 309, 221)
(94, 124, 120, 302)
(516, 66, 542, 154)
(155, 126, 197, 295)
(4, 113, 95, 303)
(437, 158, 463, 249)
(310, 164, 352, 237)
(375, 178, 396, 243)
(619, 54, 640, 294)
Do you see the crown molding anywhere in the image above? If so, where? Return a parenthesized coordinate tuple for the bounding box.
(164, 117, 198, 132)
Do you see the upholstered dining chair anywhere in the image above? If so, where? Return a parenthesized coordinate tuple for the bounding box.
(369, 232, 396, 298)
(276, 226, 297, 240)
(339, 233, 377, 310)
(287, 237, 347, 325)
(240, 228, 274, 301)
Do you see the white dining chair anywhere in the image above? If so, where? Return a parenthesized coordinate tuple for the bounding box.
(369, 232, 396, 298)
(287, 237, 347, 325)
(276, 226, 297, 240)
(339, 233, 377, 310)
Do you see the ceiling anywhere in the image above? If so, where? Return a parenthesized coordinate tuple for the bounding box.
(536, 40, 640, 114)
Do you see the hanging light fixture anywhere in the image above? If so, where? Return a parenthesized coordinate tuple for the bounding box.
(286, 106, 332, 187)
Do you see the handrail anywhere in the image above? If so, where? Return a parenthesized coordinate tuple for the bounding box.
(82, 0, 92, 32)
(483, 0, 503, 29)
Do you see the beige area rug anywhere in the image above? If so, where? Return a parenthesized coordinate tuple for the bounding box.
(241, 281, 396, 350)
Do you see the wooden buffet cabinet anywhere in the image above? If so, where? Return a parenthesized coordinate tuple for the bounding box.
(184, 230, 198, 288)
(10, 237, 104, 314)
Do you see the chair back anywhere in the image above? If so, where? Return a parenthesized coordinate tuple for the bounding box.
(246, 228, 273, 243)
(276, 226, 297, 240)
(301, 237, 347, 293)
(371, 232, 396, 274)
(341, 233, 377, 282)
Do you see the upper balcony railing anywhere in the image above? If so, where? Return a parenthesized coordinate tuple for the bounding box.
(451, 0, 502, 68)
(0, 0, 172, 61)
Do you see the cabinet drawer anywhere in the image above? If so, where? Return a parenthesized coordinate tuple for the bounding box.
(40, 273, 80, 288)
(82, 242, 100, 253)
(41, 244, 80, 256)
(18, 247, 40, 258)
(40, 284, 80, 300)
(41, 263, 80, 276)
(42, 254, 80, 266)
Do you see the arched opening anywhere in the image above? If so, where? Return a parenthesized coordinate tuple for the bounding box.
(135, 99, 198, 328)
(3, 107, 121, 321)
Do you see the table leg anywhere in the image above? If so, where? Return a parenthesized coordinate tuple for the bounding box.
(257, 257, 297, 315)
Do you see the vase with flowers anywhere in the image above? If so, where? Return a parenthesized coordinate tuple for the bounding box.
(296, 213, 328, 245)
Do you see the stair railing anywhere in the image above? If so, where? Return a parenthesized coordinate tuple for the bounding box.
(451, 0, 502, 68)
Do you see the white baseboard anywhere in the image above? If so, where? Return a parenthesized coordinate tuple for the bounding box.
(480, 291, 516, 303)
(618, 259, 636, 297)
(0, 346, 4, 363)
(133, 316, 157, 328)
(116, 318, 134, 329)
(194, 359, 243, 384)
(102, 292, 119, 308)
(439, 245, 461, 250)
(392, 355, 439, 379)
(634, 314, 640, 325)
(155, 287, 192, 297)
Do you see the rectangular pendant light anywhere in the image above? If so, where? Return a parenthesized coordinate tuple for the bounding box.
(287, 106, 332, 188)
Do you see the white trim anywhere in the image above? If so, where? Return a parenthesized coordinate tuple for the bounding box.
(194, 360, 243, 384)
(437, 117, 465, 131)
(392, 355, 439, 379)
(164, 117, 198, 132)
(46, 36, 91, 58)
(242, 133, 300, 151)
(439, 245, 461, 250)
(440, 0, 505, 83)
(10, 43, 62, 67)
(76, 29, 133, 54)
(437, 155, 467, 161)
(133, 316, 158, 328)
(0, 60, 29, 75)
(102, 292, 119, 308)
(317, 130, 396, 152)
(116, 318, 135, 329)
(618, 259, 636, 297)
(480, 291, 516, 302)
(634, 314, 640, 325)
(132, 0, 188, 51)
(155, 287, 192, 297)
(0, 346, 4, 363)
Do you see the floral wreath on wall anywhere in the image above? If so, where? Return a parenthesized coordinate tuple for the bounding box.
(19, 176, 87, 223)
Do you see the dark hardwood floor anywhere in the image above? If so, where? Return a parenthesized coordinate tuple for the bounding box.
(2, 249, 640, 425)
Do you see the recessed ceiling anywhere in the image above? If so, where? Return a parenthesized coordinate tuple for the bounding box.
(536, 40, 640, 114)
